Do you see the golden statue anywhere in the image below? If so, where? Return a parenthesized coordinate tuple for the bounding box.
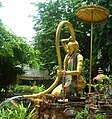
(52, 35, 86, 97)
(23, 21, 86, 99)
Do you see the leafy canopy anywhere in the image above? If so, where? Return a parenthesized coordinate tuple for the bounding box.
(0, 20, 40, 87)
(32, 0, 112, 77)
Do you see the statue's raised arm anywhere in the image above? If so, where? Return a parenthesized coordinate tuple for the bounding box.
(52, 21, 86, 97)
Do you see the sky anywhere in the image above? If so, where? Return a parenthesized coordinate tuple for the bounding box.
(0, 0, 46, 43)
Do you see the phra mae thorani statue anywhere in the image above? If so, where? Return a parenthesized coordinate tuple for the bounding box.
(52, 36, 86, 97)
(23, 21, 86, 99)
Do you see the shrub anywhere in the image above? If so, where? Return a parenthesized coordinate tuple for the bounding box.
(0, 102, 35, 119)
(12, 85, 45, 94)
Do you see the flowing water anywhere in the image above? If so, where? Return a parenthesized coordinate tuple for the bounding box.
(0, 95, 22, 108)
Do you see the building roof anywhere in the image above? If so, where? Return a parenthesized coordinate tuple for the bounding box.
(20, 66, 51, 80)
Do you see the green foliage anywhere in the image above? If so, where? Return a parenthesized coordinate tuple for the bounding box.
(0, 108, 12, 119)
(32, 0, 112, 75)
(75, 108, 89, 119)
(108, 75, 112, 83)
(0, 102, 35, 119)
(75, 108, 107, 119)
(0, 20, 40, 88)
(12, 85, 45, 94)
(95, 113, 107, 119)
(93, 0, 112, 69)
(32, 0, 84, 72)
(82, 58, 90, 80)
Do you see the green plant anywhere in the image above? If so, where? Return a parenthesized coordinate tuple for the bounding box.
(75, 108, 107, 119)
(75, 108, 89, 119)
(89, 83, 104, 93)
(0, 108, 12, 119)
(0, 102, 35, 119)
(12, 84, 45, 94)
(10, 103, 35, 119)
(33, 85, 45, 93)
(82, 58, 90, 79)
(13, 85, 32, 93)
(95, 113, 107, 119)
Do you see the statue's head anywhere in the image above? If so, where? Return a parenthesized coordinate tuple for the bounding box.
(68, 41, 79, 54)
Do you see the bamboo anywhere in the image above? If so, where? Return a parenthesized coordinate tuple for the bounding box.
(89, 23, 93, 93)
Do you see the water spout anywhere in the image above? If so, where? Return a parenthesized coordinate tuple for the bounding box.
(0, 95, 23, 108)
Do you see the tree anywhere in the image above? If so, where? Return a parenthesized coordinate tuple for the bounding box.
(92, 0, 112, 73)
(0, 20, 40, 88)
(32, 0, 112, 77)
(32, 0, 87, 73)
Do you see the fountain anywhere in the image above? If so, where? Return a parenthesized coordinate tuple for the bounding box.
(0, 4, 111, 119)
(23, 20, 87, 119)
(0, 21, 87, 119)
(0, 95, 22, 108)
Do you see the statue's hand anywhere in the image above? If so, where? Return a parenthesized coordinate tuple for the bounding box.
(63, 70, 66, 76)
(57, 70, 63, 76)
(57, 70, 66, 76)
(69, 36, 74, 42)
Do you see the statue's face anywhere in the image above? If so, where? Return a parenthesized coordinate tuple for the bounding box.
(68, 41, 79, 55)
